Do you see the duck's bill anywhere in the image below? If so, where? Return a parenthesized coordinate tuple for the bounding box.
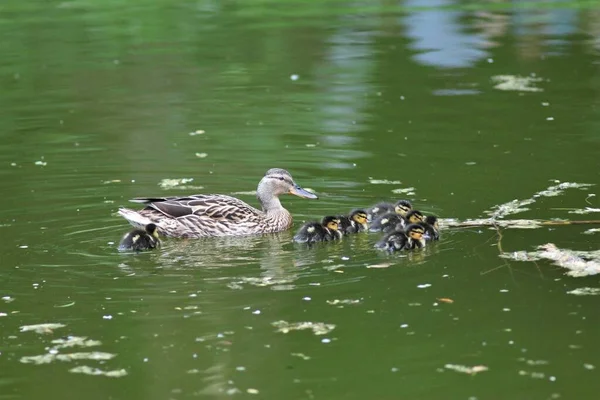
(289, 185, 318, 199)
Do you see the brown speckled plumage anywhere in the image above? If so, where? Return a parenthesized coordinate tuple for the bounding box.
(118, 168, 317, 238)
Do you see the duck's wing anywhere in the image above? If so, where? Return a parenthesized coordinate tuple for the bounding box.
(134, 194, 262, 223)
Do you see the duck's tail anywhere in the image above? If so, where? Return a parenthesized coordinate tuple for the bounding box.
(118, 208, 153, 230)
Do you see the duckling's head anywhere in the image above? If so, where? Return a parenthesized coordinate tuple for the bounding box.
(258, 168, 318, 200)
(394, 200, 412, 216)
(321, 216, 340, 231)
(145, 223, 159, 239)
(424, 215, 439, 230)
(405, 224, 425, 241)
(350, 209, 368, 227)
(405, 210, 425, 224)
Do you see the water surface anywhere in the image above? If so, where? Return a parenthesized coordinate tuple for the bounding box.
(1, 0, 600, 399)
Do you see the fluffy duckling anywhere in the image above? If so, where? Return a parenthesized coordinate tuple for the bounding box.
(367, 199, 412, 221)
(367, 202, 394, 221)
(404, 210, 425, 225)
(118, 223, 161, 251)
(293, 216, 342, 244)
(374, 224, 426, 252)
(421, 215, 440, 241)
(337, 209, 369, 234)
(369, 213, 404, 234)
(370, 209, 424, 234)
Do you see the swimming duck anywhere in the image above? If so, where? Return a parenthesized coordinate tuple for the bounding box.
(337, 209, 368, 234)
(421, 215, 440, 241)
(118, 168, 318, 238)
(370, 209, 425, 233)
(367, 199, 412, 221)
(118, 223, 161, 251)
(374, 223, 426, 252)
(293, 216, 342, 244)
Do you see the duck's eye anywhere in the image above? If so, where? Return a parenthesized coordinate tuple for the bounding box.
(278, 177, 285, 181)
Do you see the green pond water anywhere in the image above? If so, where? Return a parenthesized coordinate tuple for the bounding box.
(1, 0, 600, 398)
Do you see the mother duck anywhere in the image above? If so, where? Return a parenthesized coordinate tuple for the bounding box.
(118, 168, 318, 238)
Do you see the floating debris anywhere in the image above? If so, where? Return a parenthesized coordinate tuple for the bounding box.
(20, 352, 116, 365)
(20, 323, 66, 334)
(158, 178, 203, 190)
(69, 366, 128, 377)
(2, 296, 14, 303)
(569, 207, 600, 215)
(366, 263, 391, 269)
(195, 153, 208, 158)
(444, 364, 489, 375)
(272, 320, 335, 335)
(437, 298, 454, 304)
(584, 228, 600, 235)
(502, 243, 600, 277)
(487, 199, 536, 219)
(567, 288, 600, 296)
(369, 179, 402, 185)
(102, 180, 121, 184)
(34, 160, 47, 166)
(326, 299, 361, 306)
(51, 336, 102, 349)
(391, 187, 416, 195)
(491, 75, 543, 92)
(247, 388, 259, 395)
(486, 181, 594, 219)
(291, 353, 311, 360)
(189, 130, 205, 136)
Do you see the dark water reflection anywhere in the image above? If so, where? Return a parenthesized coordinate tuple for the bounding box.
(1, 0, 600, 399)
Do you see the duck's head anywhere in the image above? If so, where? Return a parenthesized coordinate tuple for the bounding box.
(394, 200, 412, 216)
(405, 224, 425, 241)
(145, 223, 159, 239)
(405, 210, 425, 224)
(424, 215, 439, 230)
(322, 216, 340, 231)
(258, 168, 318, 199)
(350, 209, 368, 228)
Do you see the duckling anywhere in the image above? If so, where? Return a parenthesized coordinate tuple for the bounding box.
(367, 199, 413, 221)
(374, 224, 426, 252)
(420, 215, 440, 241)
(404, 210, 425, 225)
(369, 213, 404, 234)
(118, 223, 161, 251)
(337, 209, 369, 234)
(293, 216, 342, 244)
(370, 208, 424, 233)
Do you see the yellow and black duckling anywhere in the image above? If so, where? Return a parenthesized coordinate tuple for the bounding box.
(420, 215, 440, 241)
(370, 209, 425, 234)
(337, 209, 369, 234)
(118, 223, 161, 251)
(293, 216, 342, 244)
(374, 223, 426, 252)
(367, 199, 412, 222)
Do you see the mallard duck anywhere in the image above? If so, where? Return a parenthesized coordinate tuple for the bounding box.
(293, 216, 342, 243)
(421, 215, 440, 241)
(118, 223, 161, 251)
(369, 209, 424, 233)
(337, 209, 368, 234)
(374, 223, 426, 252)
(118, 168, 318, 238)
(367, 199, 412, 221)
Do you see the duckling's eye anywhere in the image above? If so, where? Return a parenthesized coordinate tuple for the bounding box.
(278, 177, 285, 181)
